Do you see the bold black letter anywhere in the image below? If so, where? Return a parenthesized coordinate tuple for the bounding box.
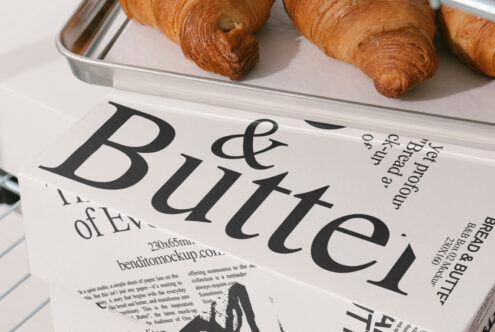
(269, 186, 333, 254)
(40, 102, 175, 189)
(151, 154, 240, 223)
(226, 173, 291, 240)
(311, 214, 389, 273)
(367, 244, 415, 295)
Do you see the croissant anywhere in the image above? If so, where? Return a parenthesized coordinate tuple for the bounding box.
(119, 0, 275, 80)
(283, 0, 438, 97)
(438, 6, 495, 78)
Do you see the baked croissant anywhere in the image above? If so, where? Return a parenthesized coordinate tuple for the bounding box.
(119, 0, 275, 80)
(438, 6, 495, 78)
(283, 0, 438, 97)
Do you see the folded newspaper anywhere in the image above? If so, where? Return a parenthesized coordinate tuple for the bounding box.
(20, 94, 495, 332)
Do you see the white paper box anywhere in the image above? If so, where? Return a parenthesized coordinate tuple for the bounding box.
(49, 284, 145, 332)
(20, 93, 495, 331)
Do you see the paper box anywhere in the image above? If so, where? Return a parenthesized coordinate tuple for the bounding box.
(49, 284, 148, 332)
(20, 93, 495, 331)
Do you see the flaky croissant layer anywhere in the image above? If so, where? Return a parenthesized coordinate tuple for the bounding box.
(283, 0, 438, 97)
(119, 0, 275, 79)
(438, 6, 495, 78)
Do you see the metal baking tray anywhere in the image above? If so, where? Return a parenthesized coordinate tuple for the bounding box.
(56, 0, 495, 150)
(430, 0, 495, 21)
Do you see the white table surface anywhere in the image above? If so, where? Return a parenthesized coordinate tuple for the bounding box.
(0, 0, 110, 175)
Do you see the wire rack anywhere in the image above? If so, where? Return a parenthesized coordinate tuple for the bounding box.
(0, 172, 20, 221)
(0, 170, 53, 332)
